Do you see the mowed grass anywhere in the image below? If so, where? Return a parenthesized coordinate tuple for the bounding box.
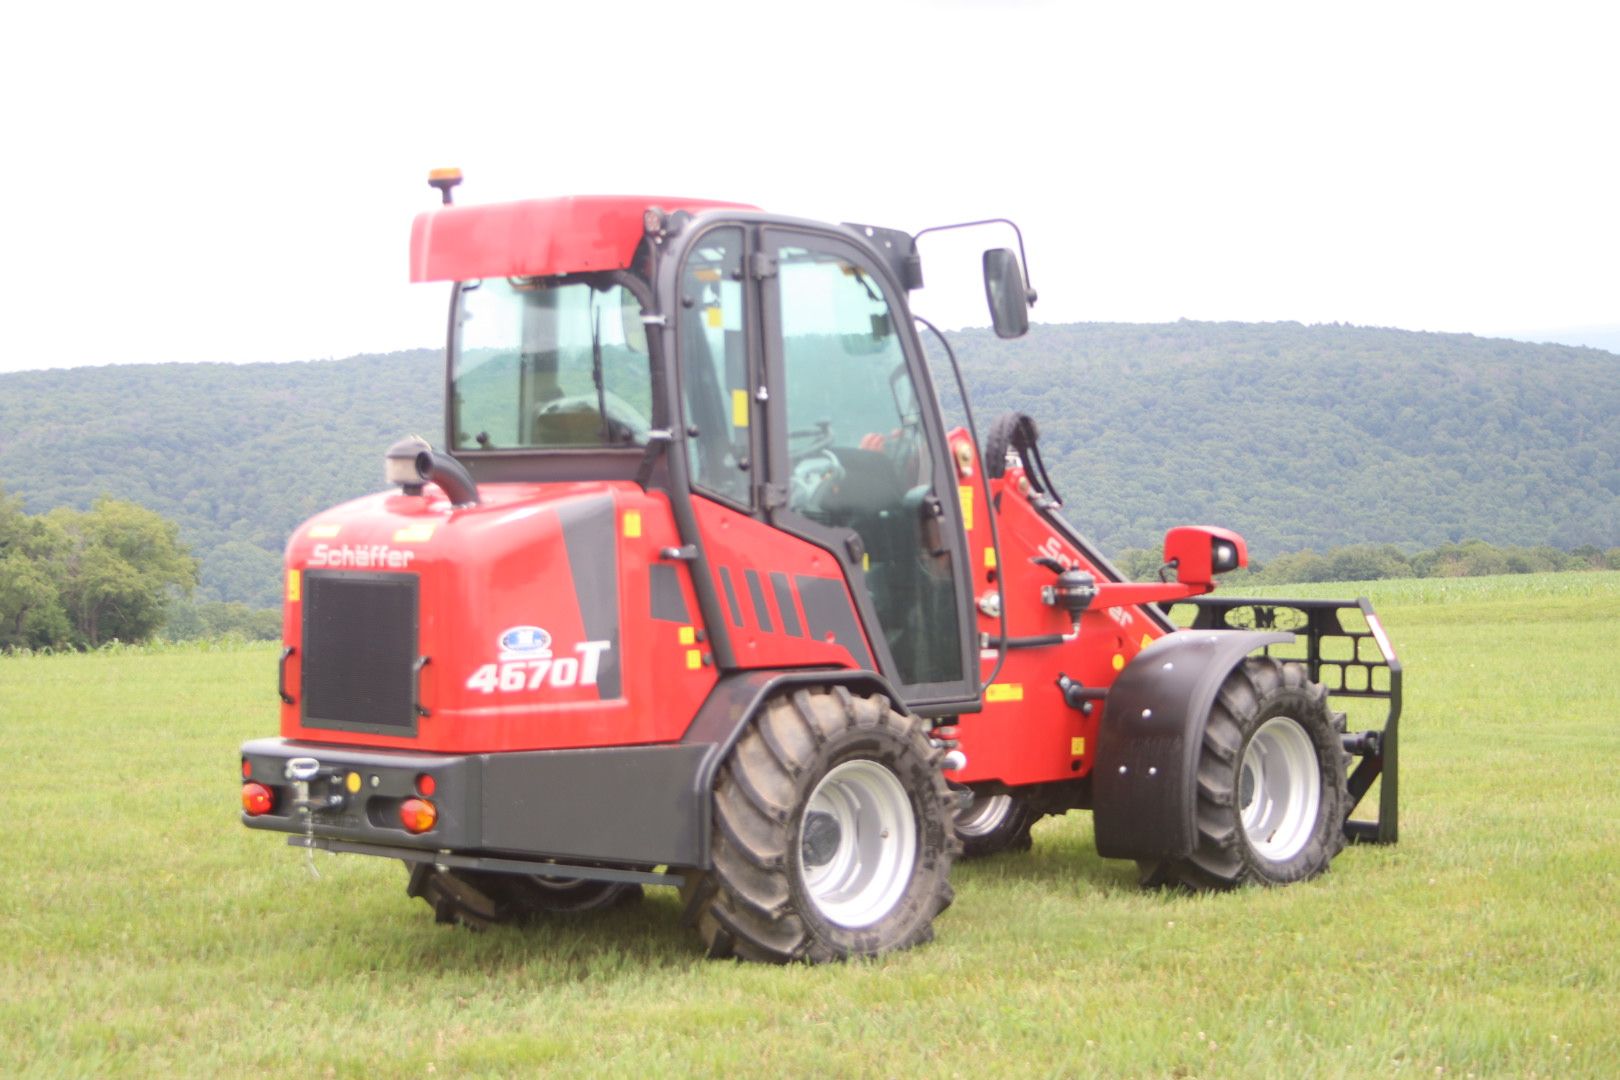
(3, 573, 1618, 1077)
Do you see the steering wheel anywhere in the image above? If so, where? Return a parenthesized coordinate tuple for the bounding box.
(789, 449, 845, 515)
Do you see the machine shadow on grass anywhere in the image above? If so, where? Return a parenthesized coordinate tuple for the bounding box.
(390, 891, 704, 975)
(953, 841, 1144, 897)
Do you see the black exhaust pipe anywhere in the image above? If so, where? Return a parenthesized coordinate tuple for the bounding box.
(415, 450, 480, 507)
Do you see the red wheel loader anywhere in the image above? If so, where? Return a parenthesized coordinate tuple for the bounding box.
(240, 173, 1400, 961)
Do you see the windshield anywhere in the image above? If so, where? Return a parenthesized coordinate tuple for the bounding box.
(450, 276, 652, 450)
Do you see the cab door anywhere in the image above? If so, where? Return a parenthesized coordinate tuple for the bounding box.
(758, 227, 977, 712)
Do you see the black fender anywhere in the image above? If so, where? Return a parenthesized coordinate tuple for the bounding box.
(1093, 629, 1291, 861)
(680, 667, 909, 868)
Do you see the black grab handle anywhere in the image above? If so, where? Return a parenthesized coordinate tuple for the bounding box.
(278, 646, 296, 705)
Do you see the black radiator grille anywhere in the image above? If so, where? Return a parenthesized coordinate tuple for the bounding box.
(301, 572, 419, 735)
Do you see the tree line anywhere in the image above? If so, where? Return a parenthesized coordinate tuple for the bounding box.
(1112, 538, 1620, 585)
(3, 324, 1617, 609)
(0, 487, 197, 649)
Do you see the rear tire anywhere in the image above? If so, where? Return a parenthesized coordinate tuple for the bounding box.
(406, 864, 641, 929)
(682, 687, 957, 963)
(953, 789, 1041, 858)
(1137, 657, 1348, 890)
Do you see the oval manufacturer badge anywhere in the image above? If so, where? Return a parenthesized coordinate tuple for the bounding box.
(498, 625, 552, 657)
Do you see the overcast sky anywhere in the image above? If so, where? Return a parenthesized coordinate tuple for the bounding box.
(3, 0, 1615, 374)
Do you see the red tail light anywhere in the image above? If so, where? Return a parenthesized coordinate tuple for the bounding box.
(415, 773, 437, 797)
(241, 782, 273, 816)
(400, 798, 438, 833)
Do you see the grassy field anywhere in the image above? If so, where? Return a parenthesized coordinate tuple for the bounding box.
(3, 573, 1617, 1077)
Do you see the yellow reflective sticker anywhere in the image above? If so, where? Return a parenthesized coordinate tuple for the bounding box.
(863, 552, 871, 572)
(1112, 653, 1125, 672)
(623, 510, 642, 538)
(686, 649, 703, 670)
(678, 626, 696, 645)
(345, 771, 362, 794)
(1070, 737, 1086, 756)
(393, 523, 435, 543)
(985, 683, 1023, 703)
(705, 306, 723, 329)
(958, 485, 974, 530)
(286, 569, 300, 602)
(731, 388, 750, 428)
(984, 546, 997, 569)
(308, 523, 341, 539)
(1141, 633, 1153, 649)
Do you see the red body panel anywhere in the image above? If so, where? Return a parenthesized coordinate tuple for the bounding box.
(946, 436, 1177, 789)
(280, 482, 716, 752)
(689, 496, 874, 672)
(409, 196, 757, 283)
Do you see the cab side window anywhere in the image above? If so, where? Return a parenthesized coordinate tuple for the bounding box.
(677, 228, 751, 505)
(774, 242, 962, 688)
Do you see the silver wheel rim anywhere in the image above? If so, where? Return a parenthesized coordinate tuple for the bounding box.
(1238, 715, 1322, 861)
(798, 760, 917, 928)
(955, 793, 1013, 838)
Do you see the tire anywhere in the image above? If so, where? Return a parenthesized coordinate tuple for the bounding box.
(406, 864, 641, 929)
(953, 789, 1042, 858)
(681, 686, 957, 963)
(1137, 657, 1348, 890)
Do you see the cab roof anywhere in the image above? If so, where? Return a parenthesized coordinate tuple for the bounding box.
(409, 195, 757, 283)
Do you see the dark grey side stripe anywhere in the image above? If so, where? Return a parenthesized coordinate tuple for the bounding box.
(556, 495, 621, 699)
(744, 569, 774, 634)
(795, 575, 874, 671)
(649, 563, 690, 623)
(718, 566, 744, 627)
(770, 572, 803, 637)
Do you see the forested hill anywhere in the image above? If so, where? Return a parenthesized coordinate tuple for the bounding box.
(1, 323, 1615, 607)
(0, 351, 440, 608)
(942, 321, 1619, 568)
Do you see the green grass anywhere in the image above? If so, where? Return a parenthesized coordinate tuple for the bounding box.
(3, 573, 1618, 1077)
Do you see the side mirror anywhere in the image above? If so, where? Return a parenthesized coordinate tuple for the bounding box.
(983, 248, 1031, 339)
(1163, 526, 1248, 586)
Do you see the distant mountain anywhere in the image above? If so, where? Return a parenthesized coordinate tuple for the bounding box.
(1502, 324, 1620, 355)
(1, 324, 1615, 606)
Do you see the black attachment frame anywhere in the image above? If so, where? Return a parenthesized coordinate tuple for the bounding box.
(1170, 595, 1400, 844)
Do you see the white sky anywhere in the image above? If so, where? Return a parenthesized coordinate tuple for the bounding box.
(3, 0, 1616, 373)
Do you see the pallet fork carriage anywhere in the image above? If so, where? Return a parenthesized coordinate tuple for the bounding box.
(239, 175, 1405, 961)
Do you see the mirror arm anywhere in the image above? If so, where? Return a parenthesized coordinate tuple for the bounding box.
(912, 217, 1037, 305)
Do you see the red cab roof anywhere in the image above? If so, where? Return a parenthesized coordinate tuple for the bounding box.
(409, 195, 757, 282)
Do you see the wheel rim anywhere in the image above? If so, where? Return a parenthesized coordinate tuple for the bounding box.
(954, 792, 1013, 838)
(798, 759, 917, 928)
(1238, 715, 1322, 861)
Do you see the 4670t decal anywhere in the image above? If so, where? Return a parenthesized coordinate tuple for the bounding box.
(465, 627, 611, 693)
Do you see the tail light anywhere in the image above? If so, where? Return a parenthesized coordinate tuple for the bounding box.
(400, 798, 438, 833)
(415, 773, 437, 797)
(241, 782, 274, 816)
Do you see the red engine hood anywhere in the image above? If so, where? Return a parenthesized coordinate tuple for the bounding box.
(280, 480, 717, 753)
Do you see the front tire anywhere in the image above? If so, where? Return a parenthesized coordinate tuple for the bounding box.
(1137, 657, 1348, 890)
(953, 789, 1042, 858)
(682, 687, 957, 963)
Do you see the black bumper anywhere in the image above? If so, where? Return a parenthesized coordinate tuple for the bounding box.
(240, 737, 711, 868)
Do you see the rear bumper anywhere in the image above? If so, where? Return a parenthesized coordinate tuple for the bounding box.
(239, 737, 711, 867)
